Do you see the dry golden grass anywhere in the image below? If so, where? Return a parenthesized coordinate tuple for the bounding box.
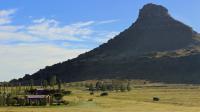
(1, 84, 200, 112)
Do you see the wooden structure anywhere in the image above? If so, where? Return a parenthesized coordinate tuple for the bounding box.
(25, 95, 51, 106)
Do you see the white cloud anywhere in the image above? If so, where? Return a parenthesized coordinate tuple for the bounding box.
(93, 31, 119, 43)
(0, 19, 94, 42)
(0, 9, 119, 81)
(0, 17, 119, 42)
(0, 19, 10, 25)
(0, 44, 88, 81)
(97, 19, 119, 24)
(0, 9, 16, 17)
(32, 18, 46, 23)
(0, 25, 24, 32)
(27, 19, 94, 41)
(0, 9, 16, 25)
(71, 21, 95, 27)
(0, 30, 39, 42)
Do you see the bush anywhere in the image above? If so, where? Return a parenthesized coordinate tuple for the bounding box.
(6, 94, 17, 106)
(100, 92, 108, 96)
(62, 100, 70, 105)
(54, 93, 63, 100)
(53, 93, 64, 105)
(127, 82, 132, 91)
(101, 84, 106, 91)
(62, 91, 72, 95)
(90, 92, 94, 95)
(120, 84, 126, 92)
(89, 83, 94, 91)
(153, 97, 160, 101)
(7, 98, 17, 106)
(107, 84, 113, 91)
(17, 98, 26, 106)
(88, 98, 93, 101)
(0, 94, 6, 106)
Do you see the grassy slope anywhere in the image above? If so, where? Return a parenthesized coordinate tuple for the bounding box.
(1, 85, 200, 112)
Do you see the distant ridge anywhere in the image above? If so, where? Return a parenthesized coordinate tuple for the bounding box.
(11, 3, 200, 84)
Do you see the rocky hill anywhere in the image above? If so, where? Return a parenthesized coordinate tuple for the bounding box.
(11, 3, 200, 84)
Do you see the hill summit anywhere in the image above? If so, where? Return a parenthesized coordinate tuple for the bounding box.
(12, 3, 200, 84)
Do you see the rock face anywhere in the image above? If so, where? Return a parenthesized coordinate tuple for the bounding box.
(134, 3, 194, 52)
(11, 3, 200, 84)
(81, 3, 194, 60)
(138, 3, 169, 19)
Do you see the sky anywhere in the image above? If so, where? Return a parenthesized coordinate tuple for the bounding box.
(0, 0, 200, 81)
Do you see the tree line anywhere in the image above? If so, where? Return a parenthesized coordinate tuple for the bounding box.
(87, 80, 132, 92)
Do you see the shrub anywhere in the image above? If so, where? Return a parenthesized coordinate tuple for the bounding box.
(89, 83, 94, 91)
(6, 98, 17, 106)
(153, 97, 160, 101)
(62, 100, 70, 105)
(88, 98, 93, 101)
(90, 92, 94, 95)
(0, 94, 5, 106)
(62, 91, 72, 95)
(6, 94, 17, 106)
(95, 81, 102, 91)
(53, 93, 64, 105)
(101, 84, 107, 91)
(120, 84, 126, 92)
(100, 92, 108, 96)
(107, 84, 113, 91)
(40, 99, 47, 106)
(127, 82, 132, 91)
(17, 98, 26, 106)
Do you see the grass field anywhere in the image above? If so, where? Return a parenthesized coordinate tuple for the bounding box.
(1, 84, 200, 112)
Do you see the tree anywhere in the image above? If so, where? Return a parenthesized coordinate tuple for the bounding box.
(89, 83, 94, 91)
(0, 85, 2, 94)
(58, 80, 62, 91)
(18, 83, 21, 94)
(0, 94, 4, 106)
(2, 93, 6, 106)
(14, 83, 21, 95)
(10, 84, 14, 94)
(85, 83, 90, 88)
(80, 82, 85, 87)
(127, 82, 132, 91)
(75, 82, 80, 87)
(3, 83, 6, 94)
(50, 76, 57, 89)
(6, 93, 17, 106)
(120, 84, 126, 92)
(95, 81, 102, 91)
(101, 84, 107, 91)
(107, 84, 113, 91)
(30, 79, 34, 90)
(43, 80, 48, 89)
(53, 93, 63, 105)
(113, 84, 117, 92)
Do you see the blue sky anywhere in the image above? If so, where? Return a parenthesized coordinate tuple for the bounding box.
(0, 0, 200, 81)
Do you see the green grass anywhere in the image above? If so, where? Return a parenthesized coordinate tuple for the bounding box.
(1, 84, 200, 112)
